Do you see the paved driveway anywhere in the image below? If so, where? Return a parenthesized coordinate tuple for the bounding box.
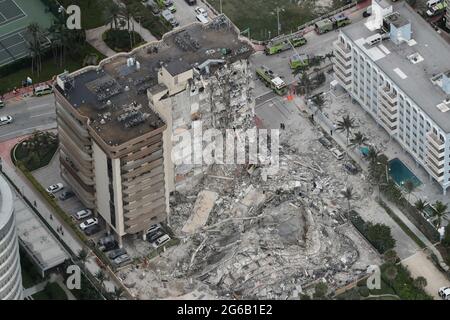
(402, 251, 450, 300)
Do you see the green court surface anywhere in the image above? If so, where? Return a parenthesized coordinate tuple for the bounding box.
(0, 0, 54, 67)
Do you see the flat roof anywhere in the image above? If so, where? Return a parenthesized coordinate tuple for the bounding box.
(14, 191, 69, 272)
(56, 17, 253, 146)
(342, 2, 450, 132)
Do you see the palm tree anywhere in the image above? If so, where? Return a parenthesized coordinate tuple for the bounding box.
(77, 248, 88, 272)
(295, 71, 312, 96)
(341, 186, 354, 220)
(414, 199, 426, 213)
(384, 264, 398, 286)
(311, 94, 325, 111)
(403, 180, 415, 202)
(413, 276, 427, 291)
(27, 23, 43, 75)
(383, 249, 398, 264)
(367, 146, 380, 166)
(336, 115, 357, 148)
(350, 132, 368, 149)
(108, 3, 121, 30)
(112, 286, 124, 300)
(433, 201, 448, 228)
(95, 269, 106, 292)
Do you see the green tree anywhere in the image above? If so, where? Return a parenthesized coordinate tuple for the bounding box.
(341, 186, 355, 220)
(336, 115, 357, 158)
(367, 223, 396, 254)
(95, 270, 106, 293)
(350, 132, 368, 149)
(313, 282, 328, 300)
(384, 264, 398, 286)
(383, 249, 398, 264)
(403, 180, 415, 202)
(414, 199, 426, 214)
(27, 23, 43, 75)
(77, 248, 88, 272)
(433, 201, 448, 228)
(112, 286, 124, 300)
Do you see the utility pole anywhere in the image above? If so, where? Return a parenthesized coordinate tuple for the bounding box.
(220, 0, 223, 14)
(277, 7, 281, 36)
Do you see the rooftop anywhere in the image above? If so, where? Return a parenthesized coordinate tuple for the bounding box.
(342, 2, 450, 132)
(56, 16, 253, 146)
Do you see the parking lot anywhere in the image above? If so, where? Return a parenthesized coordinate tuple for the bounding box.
(31, 152, 108, 242)
(143, 0, 216, 29)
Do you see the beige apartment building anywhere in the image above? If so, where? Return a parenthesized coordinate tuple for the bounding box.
(54, 17, 253, 242)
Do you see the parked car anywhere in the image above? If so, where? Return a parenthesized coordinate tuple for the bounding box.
(79, 218, 98, 230)
(318, 136, 332, 149)
(438, 287, 450, 300)
(343, 162, 358, 174)
(363, 6, 372, 17)
(185, 0, 196, 5)
(98, 235, 117, 252)
(59, 190, 75, 200)
(330, 148, 344, 160)
(195, 7, 207, 17)
(147, 229, 165, 243)
(196, 14, 209, 24)
(84, 224, 101, 236)
(153, 234, 171, 248)
(168, 4, 176, 13)
(46, 183, 64, 194)
(108, 248, 127, 260)
(75, 209, 92, 220)
(146, 223, 161, 235)
(0, 99, 4, 108)
(113, 254, 131, 266)
(0, 116, 13, 125)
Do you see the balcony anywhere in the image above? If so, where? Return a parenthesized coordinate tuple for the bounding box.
(332, 53, 351, 69)
(379, 87, 398, 105)
(426, 132, 445, 152)
(334, 71, 352, 90)
(425, 158, 444, 182)
(333, 40, 351, 59)
(379, 115, 397, 134)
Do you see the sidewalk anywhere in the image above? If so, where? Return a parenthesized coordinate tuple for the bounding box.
(0, 137, 121, 297)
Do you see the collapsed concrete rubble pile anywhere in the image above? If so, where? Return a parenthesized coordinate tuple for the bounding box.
(167, 136, 378, 299)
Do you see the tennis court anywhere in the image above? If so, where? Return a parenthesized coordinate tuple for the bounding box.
(0, 0, 54, 67)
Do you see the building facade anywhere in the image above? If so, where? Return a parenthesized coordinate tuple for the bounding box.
(0, 175, 22, 300)
(446, 0, 450, 30)
(333, 0, 450, 193)
(54, 17, 253, 242)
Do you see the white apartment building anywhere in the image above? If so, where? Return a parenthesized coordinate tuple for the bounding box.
(0, 175, 22, 300)
(333, 0, 450, 193)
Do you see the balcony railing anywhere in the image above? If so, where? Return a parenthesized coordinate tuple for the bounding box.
(426, 131, 445, 151)
(333, 40, 351, 58)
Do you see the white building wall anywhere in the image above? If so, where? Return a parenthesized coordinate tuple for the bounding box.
(336, 32, 450, 191)
(92, 143, 112, 227)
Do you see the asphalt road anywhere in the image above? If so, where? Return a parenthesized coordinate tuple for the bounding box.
(0, 95, 56, 142)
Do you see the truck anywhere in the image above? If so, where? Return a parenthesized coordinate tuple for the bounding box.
(426, 0, 447, 16)
(255, 66, 288, 96)
(265, 36, 307, 55)
(314, 14, 351, 34)
(289, 53, 309, 69)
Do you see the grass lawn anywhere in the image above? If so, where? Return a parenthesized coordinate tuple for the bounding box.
(32, 282, 68, 300)
(207, 0, 351, 41)
(103, 29, 144, 52)
(0, 44, 105, 95)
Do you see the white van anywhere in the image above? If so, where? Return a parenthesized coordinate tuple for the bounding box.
(330, 148, 344, 160)
(427, 0, 441, 7)
(33, 84, 53, 96)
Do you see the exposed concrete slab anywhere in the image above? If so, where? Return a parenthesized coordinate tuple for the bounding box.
(182, 190, 218, 234)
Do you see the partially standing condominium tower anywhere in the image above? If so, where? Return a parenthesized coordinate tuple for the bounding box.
(333, 0, 450, 193)
(55, 16, 254, 242)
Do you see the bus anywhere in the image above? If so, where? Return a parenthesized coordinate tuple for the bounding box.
(33, 84, 53, 96)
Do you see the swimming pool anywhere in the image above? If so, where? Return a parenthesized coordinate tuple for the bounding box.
(388, 158, 422, 188)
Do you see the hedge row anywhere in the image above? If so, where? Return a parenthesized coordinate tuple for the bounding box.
(350, 210, 396, 254)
